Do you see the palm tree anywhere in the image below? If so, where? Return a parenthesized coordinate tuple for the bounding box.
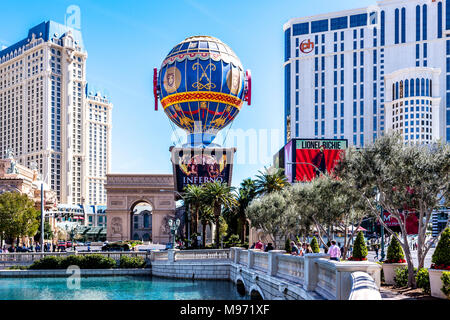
(235, 179, 258, 242)
(255, 167, 288, 195)
(203, 181, 236, 248)
(183, 184, 204, 238)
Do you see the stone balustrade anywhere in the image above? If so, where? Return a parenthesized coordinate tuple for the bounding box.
(0, 252, 151, 265)
(230, 247, 381, 300)
(0, 248, 382, 300)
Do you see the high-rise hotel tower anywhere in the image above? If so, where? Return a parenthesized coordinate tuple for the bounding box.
(284, 0, 450, 146)
(0, 21, 112, 206)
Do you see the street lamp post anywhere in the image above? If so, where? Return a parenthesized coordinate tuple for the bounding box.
(376, 191, 385, 262)
(168, 218, 180, 249)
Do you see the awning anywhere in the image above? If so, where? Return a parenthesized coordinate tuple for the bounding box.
(86, 227, 106, 235)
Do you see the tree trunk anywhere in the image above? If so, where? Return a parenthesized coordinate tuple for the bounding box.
(400, 227, 416, 288)
(214, 203, 221, 249)
(215, 215, 220, 249)
(239, 215, 246, 243)
(202, 221, 207, 248)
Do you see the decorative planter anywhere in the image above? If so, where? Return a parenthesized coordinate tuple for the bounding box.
(382, 263, 407, 285)
(429, 269, 448, 300)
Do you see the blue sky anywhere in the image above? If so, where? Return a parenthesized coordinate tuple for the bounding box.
(0, 0, 375, 187)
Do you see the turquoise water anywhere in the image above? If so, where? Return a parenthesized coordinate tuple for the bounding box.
(0, 276, 249, 300)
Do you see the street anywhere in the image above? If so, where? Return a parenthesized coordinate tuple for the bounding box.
(367, 248, 435, 268)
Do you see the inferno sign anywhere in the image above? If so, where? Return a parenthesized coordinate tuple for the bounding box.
(170, 147, 235, 193)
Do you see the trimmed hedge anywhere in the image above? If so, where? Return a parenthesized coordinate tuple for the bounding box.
(416, 268, 430, 294)
(394, 266, 417, 288)
(432, 228, 450, 269)
(29, 256, 63, 270)
(310, 237, 320, 253)
(386, 235, 406, 263)
(349, 231, 368, 261)
(29, 254, 116, 269)
(441, 271, 450, 298)
(119, 256, 146, 269)
(83, 254, 116, 269)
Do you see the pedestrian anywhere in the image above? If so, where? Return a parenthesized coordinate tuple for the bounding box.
(328, 240, 341, 261)
(306, 244, 313, 254)
(255, 240, 263, 250)
(265, 243, 274, 252)
(250, 242, 255, 249)
(297, 242, 304, 256)
(374, 244, 379, 260)
(339, 242, 344, 258)
(290, 241, 299, 255)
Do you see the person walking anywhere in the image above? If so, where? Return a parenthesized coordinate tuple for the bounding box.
(264, 243, 274, 252)
(375, 244, 379, 260)
(328, 240, 341, 261)
(290, 241, 299, 255)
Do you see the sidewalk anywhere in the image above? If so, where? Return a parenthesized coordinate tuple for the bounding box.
(379, 285, 440, 300)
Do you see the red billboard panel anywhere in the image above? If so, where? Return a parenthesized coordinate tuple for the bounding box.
(294, 139, 347, 182)
(380, 211, 419, 235)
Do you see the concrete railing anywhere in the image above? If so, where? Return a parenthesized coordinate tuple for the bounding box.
(0, 252, 151, 265)
(230, 247, 381, 300)
(173, 249, 230, 261)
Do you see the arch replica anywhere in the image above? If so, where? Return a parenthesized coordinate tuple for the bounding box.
(105, 174, 176, 243)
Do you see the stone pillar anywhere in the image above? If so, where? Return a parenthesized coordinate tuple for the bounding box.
(168, 249, 179, 263)
(232, 247, 244, 264)
(268, 250, 285, 276)
(248, 249, 257, 269)
(303, 253, 329, 291)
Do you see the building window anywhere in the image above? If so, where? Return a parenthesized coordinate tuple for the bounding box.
(311, 19, 329, 33)
(293, 22, 309, 36)
(438, 2, 443, 38)
(395, 9, 400, 44)
(350, 13, 367, 28)
(423, 5, 427, 41)
(416, 5, 421, 41)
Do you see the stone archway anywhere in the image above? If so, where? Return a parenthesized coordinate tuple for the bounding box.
(105, 174, 176, 244)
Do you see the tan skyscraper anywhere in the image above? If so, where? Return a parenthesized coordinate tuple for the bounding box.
(0, 21, 112, 206)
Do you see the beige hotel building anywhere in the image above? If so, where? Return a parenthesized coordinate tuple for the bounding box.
(0, 21, 112, 207)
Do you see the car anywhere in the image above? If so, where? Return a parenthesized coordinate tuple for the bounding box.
(85, 242, 91, 246)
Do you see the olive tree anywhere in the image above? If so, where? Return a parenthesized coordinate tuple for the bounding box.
(246, 188, 298, 249)
(290, 175, 367, 257)
(335, 133, 450, 287)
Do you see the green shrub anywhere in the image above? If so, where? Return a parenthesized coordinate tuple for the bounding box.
(59, 255, 86, 269)
(224, 234, 243, 248)
(386, 235, 406, 263)
(394, 266, 417, 288)
(416, 268, 430, 294)
(285, 238, 291, 253)
(7, 266, 28, 270)
(352, 231, 368, 260)
(119, 256, 146, 269)
(310, 237, 320, 253)
(82, 254, 116, 269)
(441, 271, 450, 298)
(432, 228, 450, 268)
(29, 256, 63, 270)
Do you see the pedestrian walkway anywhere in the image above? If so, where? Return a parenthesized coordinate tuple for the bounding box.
(380, 287, 412, 300)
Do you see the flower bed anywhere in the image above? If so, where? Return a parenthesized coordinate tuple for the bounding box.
(348, 257, 367, 261)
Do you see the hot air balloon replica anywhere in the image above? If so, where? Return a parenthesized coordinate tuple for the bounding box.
(154, 36, 252, 192)
(154, 35, 251, 147)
